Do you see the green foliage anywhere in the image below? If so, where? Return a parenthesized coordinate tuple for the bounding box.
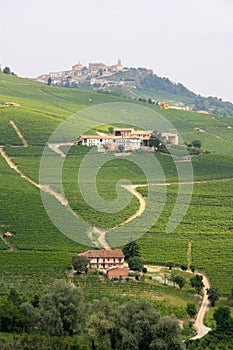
(207, 288, 220, 307)
(190, 264, 196, 273)
(180, 264, 188, 272)
(190, 275, 204, 294)
(118, 144, 124, 152)
(72, 255, 89, 274)
(186, 303, 197, 318)
(193, 95, 233, 117)
(214, 306, 231, 329)
(108, 126, 114, 134)
(191, 139, 202, 148)
(141, 73, 195, 98)
(39, 281, 84, 336)
(128, 256, 144, 272)
(167, 261, 175, 270)
(47, 77, 52, 86)
(115, 299, 184, 350)
(174, 275, 185, 289)
(123, 240, 141, 260)
(3, 67, 11, 74)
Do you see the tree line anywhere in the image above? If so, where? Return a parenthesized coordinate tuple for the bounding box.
(0, 282, 184, 350)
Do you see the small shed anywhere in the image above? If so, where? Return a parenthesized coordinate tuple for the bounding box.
(3, 231, 13, 237)
(107, 266, 129, 280)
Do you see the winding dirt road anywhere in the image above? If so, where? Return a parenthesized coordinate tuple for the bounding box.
(191, 274, 211, 340)
(10, 120, 28, 147)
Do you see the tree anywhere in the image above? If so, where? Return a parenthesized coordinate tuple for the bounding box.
(108, 126, 114, 134)
(114, 299, 184, 350)
(31, 294, 40, 308)
(123, 240, 141, 260)
(186, 303, 197, 318)
(87, 298, 117, 350)
(128, 256, 144, 272)
(7, 288, 22, 306)
(0, 300, 22, 332)
(191, 140, 202, 148)
(39, 281, 84, 336)
(149, 131, 160, 148)
(3, 66, 11, 74)
(207, 287, 219, 307)
(115, 299, 160, 350)
(174, 275, 185, 289)
(190, 264, 196, 273)
(47, 77, 52, 86)
(190, 274, 204, 294)
(214, 306, 233, 333)
(118, 144, 124, 152)
(19, 302, 39, 332)
(72, 255, 89, 274)
(151, 316, 185, 350)
(180, 264, 188, 272)
(167, 261, 174, 270)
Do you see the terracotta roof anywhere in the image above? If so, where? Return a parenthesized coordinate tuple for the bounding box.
(107, 266, 129, 271)
(132, 130, 152, 135)
(81, 135, 112, 139)
(3, 231, 13, 236)
(113, 128, 134, 131)
(78, 249, 124, 258)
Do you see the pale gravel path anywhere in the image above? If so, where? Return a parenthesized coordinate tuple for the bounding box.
(10, 120, 28, 147)
(190, 274, 211, 340)
(0, 146, 68, 206)
(145, 263, 212, 340)
(47, 143, 73, 158)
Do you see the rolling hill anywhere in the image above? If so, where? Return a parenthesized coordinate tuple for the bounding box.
(1, 70, 233, 301)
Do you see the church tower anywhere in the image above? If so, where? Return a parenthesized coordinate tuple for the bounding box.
(117, 59, 123, 71)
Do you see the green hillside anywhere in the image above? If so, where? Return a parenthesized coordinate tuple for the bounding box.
(1, 71, 233, 298)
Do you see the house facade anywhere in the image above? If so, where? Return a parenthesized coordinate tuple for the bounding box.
(78, 249, 125, 269)
(76, 128, 178, 150)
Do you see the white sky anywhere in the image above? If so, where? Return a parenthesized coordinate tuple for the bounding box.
(0, 0, 232, 102)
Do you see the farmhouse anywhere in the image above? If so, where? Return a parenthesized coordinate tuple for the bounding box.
(77, 128, 178, 150)
(77, 134, 142, 151)
(78, 249, 125, 269)
(161, 132, 178, 145)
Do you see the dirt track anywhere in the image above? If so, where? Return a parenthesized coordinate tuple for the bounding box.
(191, 274, 211, 340)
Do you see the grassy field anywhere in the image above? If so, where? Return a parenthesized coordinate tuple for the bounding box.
(1, 71, 233, 300)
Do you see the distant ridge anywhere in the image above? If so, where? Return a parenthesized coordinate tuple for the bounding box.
(35, 60, 233, 117)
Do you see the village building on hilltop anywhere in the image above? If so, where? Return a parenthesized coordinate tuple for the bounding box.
(36, 59, 124, 86)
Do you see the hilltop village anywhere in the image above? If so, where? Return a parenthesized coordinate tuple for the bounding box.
(36, 59, 153, 90)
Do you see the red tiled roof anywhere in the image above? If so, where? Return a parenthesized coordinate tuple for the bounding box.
(78, 249, 124, 258)
(3, 231, 13, 236)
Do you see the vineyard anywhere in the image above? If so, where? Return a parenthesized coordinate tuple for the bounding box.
(73, 270, 200, 319)
(1, 71, 233, 300)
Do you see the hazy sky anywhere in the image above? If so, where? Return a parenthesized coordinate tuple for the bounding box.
(1, 0, 232, 102)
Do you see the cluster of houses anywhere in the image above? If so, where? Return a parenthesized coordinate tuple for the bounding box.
(76, 128, 178, 152)
(36, 59, 125, 87)
(78, 249, 129, 279)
